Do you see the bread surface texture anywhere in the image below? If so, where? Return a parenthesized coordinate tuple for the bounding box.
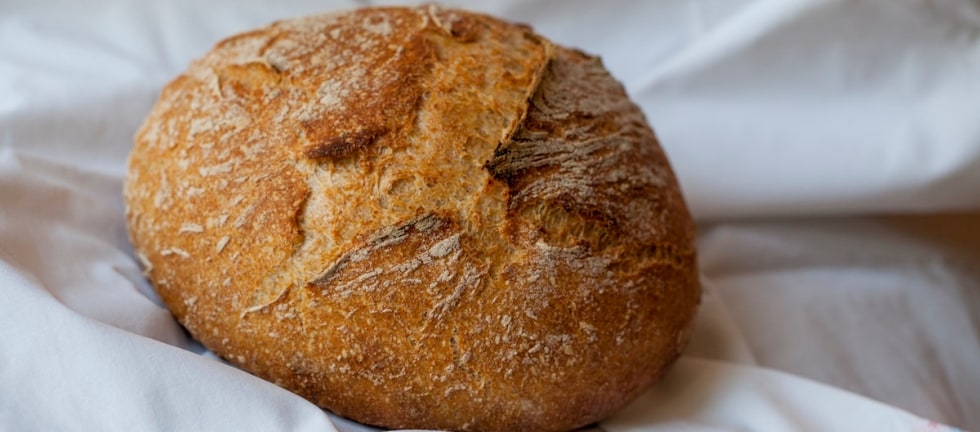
(124, 6, 699, 431)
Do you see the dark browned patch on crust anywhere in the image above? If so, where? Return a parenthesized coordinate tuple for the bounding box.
(305, 126, 388, 160)
(448, 14, 480, 43)
(428, 7, 483, 43)
(296, 33, 437, 163)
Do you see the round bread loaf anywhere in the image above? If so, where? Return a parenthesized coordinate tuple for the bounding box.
(124, 5, 699, 432)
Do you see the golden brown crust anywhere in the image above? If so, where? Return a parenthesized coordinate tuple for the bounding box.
(124, 5, 698, 432)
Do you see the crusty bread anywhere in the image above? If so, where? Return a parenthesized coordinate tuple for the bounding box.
(124, 5, 699, 431)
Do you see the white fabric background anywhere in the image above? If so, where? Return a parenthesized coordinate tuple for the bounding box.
(1, 0, 977, 430)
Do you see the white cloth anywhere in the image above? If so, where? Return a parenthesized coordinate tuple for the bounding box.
(1, 0, 977, 430)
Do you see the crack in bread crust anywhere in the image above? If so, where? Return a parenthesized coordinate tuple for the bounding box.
(123, 6, 699, 432)
(304, 126, 388, 160)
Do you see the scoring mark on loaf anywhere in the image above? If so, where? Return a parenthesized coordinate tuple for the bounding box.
(307, 211, 486, 320)
(310, 212, 453, 288)
(305, 126, 388, 160)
